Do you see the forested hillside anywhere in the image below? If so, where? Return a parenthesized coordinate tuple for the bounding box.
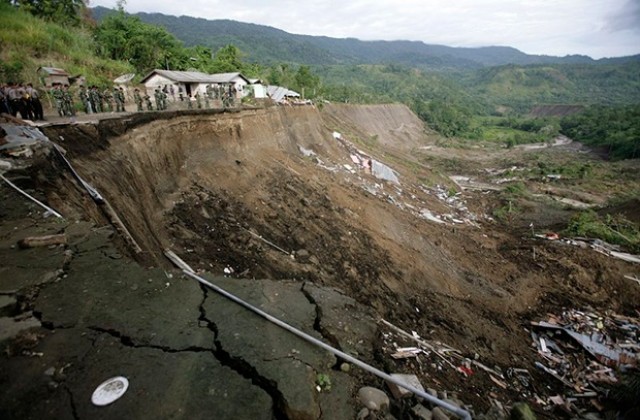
(2, 2, 638, 160)
(91, 6, 640, 70)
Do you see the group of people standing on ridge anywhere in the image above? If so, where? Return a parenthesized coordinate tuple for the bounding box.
(1, 80, 243, 122)
(75, 85, 127, 116)
(0, 83, 45, 121)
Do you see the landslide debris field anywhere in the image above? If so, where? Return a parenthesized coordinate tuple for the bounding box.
(1, 104, 639, 419)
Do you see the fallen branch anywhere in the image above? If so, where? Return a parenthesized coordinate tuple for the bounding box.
(18, 234, 67, 249)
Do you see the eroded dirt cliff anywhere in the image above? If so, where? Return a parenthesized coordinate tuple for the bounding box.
(2, 104, 639, 418)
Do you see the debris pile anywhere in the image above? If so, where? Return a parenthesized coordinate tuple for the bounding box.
(420, 184, 485, 227)
(530, 309, 640, 415)
(535, 234, 640, 265)
(0, 122, 48, 158)
(302, 132, 489, 228)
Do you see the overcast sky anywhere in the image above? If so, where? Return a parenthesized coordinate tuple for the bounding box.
(89, 0, 640, 59)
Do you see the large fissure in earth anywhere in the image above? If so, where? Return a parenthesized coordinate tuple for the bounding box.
(36, 104, 639, 357)
(3, 103, 638, 418)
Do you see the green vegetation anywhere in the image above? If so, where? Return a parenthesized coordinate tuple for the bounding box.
(2, 2, 640, 153)
(560, 105, 640, 160)
(565, 210, 640, 252)
(0, 2, 132, 86)
(464, 116, 560, 146)
(460, 63, 640, 113)
(4, 0, 86, 26)
(315, 373, 331, 392)
(493, 181, 527, 223)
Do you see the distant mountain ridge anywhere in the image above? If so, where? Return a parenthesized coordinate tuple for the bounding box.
(91, 7, 640, 70)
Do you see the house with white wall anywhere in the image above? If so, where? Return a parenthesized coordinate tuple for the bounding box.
(140, 70, 252, 98)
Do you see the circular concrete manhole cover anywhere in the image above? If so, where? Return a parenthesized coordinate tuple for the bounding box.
(91, 376, 129, 406)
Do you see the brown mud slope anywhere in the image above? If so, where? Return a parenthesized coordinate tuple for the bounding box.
(37, 104, 639, 413)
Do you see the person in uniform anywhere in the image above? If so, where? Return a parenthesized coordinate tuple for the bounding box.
(50, 84, 64, 117)
(26, 83, 43, 120)
(89, 86, 101, 113)
(79, 86, 91, 114)
(161, 89, 168, 110)
(144, 94, 153, 111)
(195, 92, 202, 109)
(113, 87, 122, 112)
(62, 85, 75, 116)
(134, 88, 143, 112)
(103, 88, 113, 112)
(118, 87, 127, 112)
(154, 89, 162, 111)
(0, 85, 9, 115)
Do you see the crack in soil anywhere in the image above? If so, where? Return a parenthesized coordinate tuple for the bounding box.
(87, 326, 212, 354)
(197, 284, 290, 420)
(300, 282, 341, 351)
(30, 282, 307, 419)
(63, 384, 80, 420)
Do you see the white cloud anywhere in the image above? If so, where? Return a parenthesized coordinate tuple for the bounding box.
(89, 0, 640, 58)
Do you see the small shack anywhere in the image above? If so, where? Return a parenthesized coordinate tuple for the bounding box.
(266, 85, 301, 104)
(37, 67, 70, 87)
(248, 78, 267, 99)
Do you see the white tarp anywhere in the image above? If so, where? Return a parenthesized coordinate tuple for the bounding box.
(372, 160, 399, 184)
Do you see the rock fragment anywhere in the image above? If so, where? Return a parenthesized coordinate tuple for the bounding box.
(386, 373, 424, 399)
(412, 404, 433, 420)
(358, 386, 390, 411)
(432, 407, 451, 420)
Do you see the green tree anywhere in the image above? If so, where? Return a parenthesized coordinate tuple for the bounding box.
(560, 105, 640, 160)
(268, 63, 293, 87)
(293, 65, 320, 98)
(209, 44, 245, 73)
(413, 99, 471, 137)
(94, 11, 186, 73)
(7, 0, 86, 26)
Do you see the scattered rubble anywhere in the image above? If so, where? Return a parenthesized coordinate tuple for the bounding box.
(530, 308, 640, 416)
(0, 123, 48, 158)
(536, 234, 640, 265)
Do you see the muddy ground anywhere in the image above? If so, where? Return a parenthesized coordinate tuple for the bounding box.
(1, 104, 639, 419)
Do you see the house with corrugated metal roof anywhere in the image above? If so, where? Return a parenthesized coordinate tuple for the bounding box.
(37, 67, 70, 87)
(140, 70, 251, 98)
(266, 86, 301, 104)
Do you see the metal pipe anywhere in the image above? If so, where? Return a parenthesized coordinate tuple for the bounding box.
(51, 143, 103, 202)
(50, 142, 142, 254)
(1, 174, 64, 219)
(184, 271, 472, 419)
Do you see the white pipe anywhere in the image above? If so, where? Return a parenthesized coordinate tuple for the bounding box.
(51, 143, 103, 202)
(1, 174, 64, 219)
(241, 227, 291, 255)
(184, 270, 472, 419)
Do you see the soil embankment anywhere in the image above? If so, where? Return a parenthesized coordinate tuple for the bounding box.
(2, 104, 639, 418)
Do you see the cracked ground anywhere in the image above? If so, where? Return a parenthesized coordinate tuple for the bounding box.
(0, 183, 379, 420)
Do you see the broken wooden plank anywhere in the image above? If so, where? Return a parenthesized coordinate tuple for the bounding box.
(18, 234, 67, 249)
